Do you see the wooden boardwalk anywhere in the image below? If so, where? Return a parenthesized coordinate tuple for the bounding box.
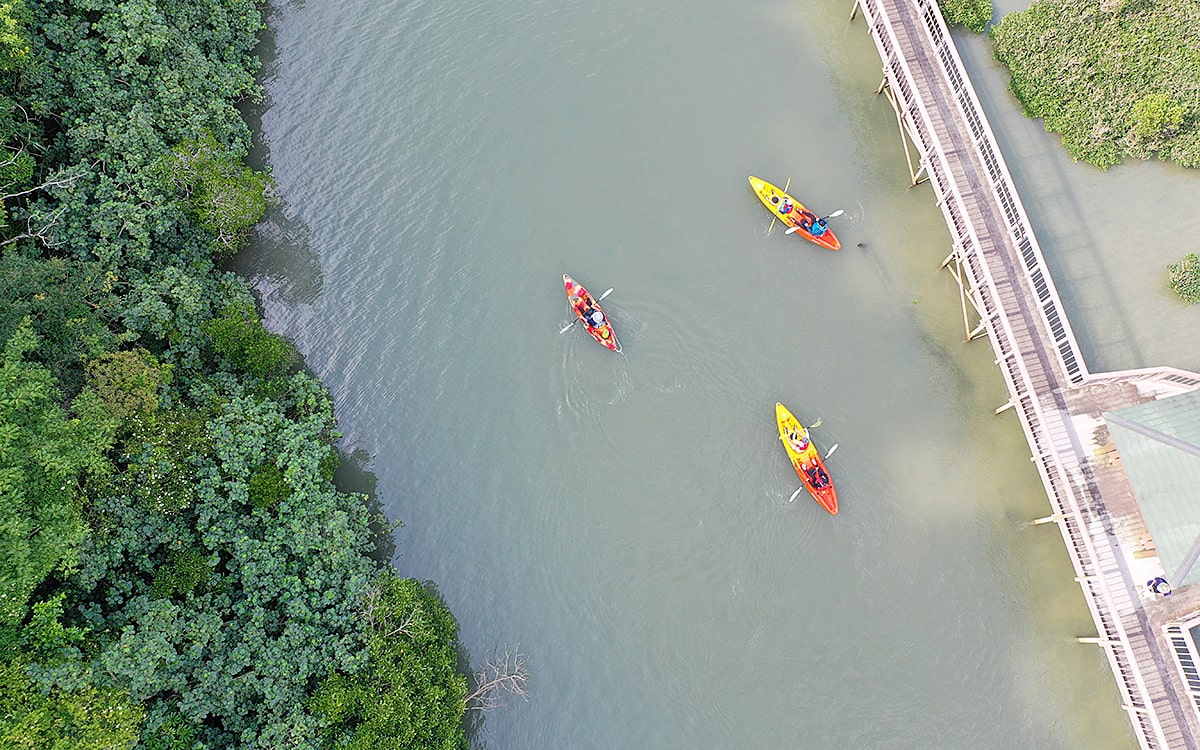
(851, 0, 1200, 747)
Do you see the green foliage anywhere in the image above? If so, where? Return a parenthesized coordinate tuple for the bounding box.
(163, 132, 273, 256)
(0, 0, 30, 74)
(22, 0, 265, 265)
(0, 253, 125, 396)
(138, 712, 197, 750)
(1168, 253, 1200, 303)
(0, 319, 115, 625)
(104, 408, 210, 516)
(1131, 92, 1186, 139)
(120, 265, 247, 377)
(0, 659, 143, 749)
(992, 0, 1200, 169)
(312, 574, 468, 750)
(248, 462, 288, 509)
(150, 544, 210, 600)
(67, 375, 381, 746)
(938, 0, 992, 32)
(203, 300, 299, 380)
(85, 349, 169, 426)
(0, 1, 468, 746)
(0, 595, 143, 749)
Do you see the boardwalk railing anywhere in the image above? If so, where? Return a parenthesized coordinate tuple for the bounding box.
(857, 0, 1087, 386)
(852, 0, 1185, 747)
(1085, 367, 1200, 393)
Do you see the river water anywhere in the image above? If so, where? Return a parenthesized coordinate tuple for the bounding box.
(231, 0, 1172, 746)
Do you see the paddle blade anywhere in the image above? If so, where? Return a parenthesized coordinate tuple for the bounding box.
(784, 227, 800, 235)
(788, 486, 805, 504)
(598, 287, 614, 301)
(559, 319, 578, 334)
(824, 443, 839, 460)
(809, 418, 822, 429)
(826, 209, 845, 219)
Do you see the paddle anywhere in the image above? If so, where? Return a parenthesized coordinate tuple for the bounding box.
(785, 209, 844, 235)
(786, 443, 839, 503)
(768, 176, 792, 234)
(558, 287, 614, 333)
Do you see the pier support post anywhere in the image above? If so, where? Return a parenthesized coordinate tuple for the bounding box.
(994, 401, 1014, 415)
(1031, 513, 1064, 525)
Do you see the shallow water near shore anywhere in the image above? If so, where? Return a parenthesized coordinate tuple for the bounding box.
(231, 0, 1162, 746)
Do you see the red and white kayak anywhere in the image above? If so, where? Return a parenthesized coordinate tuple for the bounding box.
(563, 274, 620, 352)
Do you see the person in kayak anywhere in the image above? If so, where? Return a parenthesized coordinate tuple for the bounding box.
(589, 310, 605, 327)
(805, 464, 830, 489)
(799, 210, 827, 237)
(787, 430, 808, 452)
(778, 197, 793, 215)
(578, 297, 595, 319)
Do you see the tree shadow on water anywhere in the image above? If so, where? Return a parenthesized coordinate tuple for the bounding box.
(333, 446, 397, 564)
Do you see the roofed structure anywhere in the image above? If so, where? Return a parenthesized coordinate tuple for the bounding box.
(1106, 390, 1200, 587)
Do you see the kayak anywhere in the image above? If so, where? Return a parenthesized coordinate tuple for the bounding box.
(748, 176, 841, 251)
(563, 274, 621, 352)
(775, 402, 838, 515)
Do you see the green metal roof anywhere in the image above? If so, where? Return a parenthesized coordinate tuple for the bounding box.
(1105, 390, 1200, 587)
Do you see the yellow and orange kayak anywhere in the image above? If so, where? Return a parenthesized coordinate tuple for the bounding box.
(748, 176, 841, 250)
(563, 274, 620, 352)
(776, 402, 838, 515)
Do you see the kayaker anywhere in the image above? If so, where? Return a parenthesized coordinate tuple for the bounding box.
(810, 216, 829, 237)
(815, 467, 830, 488)
(589, 310, 605, 327)
(806, 464, 829, 489)
(779, 198, 793, 215)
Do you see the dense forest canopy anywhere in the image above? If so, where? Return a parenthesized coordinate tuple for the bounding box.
(991, 0, 1200, 170)
(0, 0, 470, 747)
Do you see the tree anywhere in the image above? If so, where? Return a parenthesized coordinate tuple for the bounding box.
(1168, 253, 1200, 304)
(0, 253, 125, 396)
(992, 0, 1200, 169)
(202, 299, 298, 380)
(0, 319, 113, 625)
(311, 574, 468, 750)
(0, 594, 143, 749)
(162, 132, 273, 256)
(0, 1, 30, 74)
